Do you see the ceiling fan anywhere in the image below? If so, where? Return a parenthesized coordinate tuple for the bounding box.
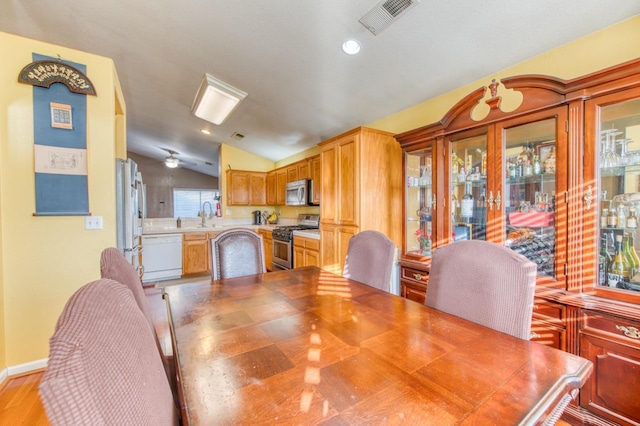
(161, 148, 195, 169)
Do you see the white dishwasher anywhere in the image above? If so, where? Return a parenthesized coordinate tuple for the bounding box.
(141, 234, 183, 283)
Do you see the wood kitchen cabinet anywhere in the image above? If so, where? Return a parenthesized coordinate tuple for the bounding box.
(226, 170, 267, 206)
(319, 127, 402, 274)
(182, 232, 210, 276)
(266, 171, 277, 206)
(276, 169, 286, 205)
(293, 235, 320, 268)
(258, 228, 273, 271)
(319, 223, 356, 273)
(310, 155, 321, 205)
(395, 59, 640, 425)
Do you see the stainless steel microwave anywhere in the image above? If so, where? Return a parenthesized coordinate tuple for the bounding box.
(285, 179, 317, 206)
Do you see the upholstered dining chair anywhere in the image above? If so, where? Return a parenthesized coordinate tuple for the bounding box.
(99, 247, 177, 404)
(425, 240, 537, 340)
(343, 230, 396, 292)
(100, 247, 153, 330)
(210, 228, 266, 280)
(39, 279, 178, 425)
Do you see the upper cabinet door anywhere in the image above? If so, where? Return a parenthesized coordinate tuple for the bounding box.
(496, 107, 568, 288)
(586, 86, 640, 303)
(404, 144, 435, 259)
(447, 129, 488, 243)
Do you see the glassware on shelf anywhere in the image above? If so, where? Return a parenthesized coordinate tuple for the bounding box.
(543, 146, 556, 173)
(600, 128, 623, 168)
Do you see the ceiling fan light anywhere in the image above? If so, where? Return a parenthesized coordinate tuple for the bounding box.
(191, 73, 247, 125)
(165, 157, 179, 168)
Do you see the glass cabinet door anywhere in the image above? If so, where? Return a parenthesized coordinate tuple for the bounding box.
(449, 133, 488, 241)
(405, 147, 434, 258)
(500, 118, 560, 280)
(593, 93, 640, 294)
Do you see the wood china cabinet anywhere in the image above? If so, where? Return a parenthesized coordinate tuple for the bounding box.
(319, 127, 402, 274)
(395, 59, 640, 425)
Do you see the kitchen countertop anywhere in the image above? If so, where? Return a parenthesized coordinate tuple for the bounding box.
(142, 224, 279, 235)
(142, 218, 319, 240)
(293, 229, 320, 240)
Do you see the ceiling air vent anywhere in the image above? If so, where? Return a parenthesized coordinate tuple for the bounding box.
(231, 132, 245, 140)
(359, 0, 420, 35)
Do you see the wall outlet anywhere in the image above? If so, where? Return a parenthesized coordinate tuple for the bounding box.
(85, 216, 103, 230)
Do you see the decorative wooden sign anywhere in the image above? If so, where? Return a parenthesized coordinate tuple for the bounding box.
(18, 59, 96, 96)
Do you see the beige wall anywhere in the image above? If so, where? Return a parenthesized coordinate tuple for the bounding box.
(0, 31, 122, 369)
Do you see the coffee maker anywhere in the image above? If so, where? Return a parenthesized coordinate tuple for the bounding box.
(252, 210, 263, 225)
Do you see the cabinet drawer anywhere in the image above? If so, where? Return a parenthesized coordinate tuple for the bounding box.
(581, 310, 640, 348)
(293, 236, 320, 251)
(183, 232, 207, 241)
(532, 298, 565, 327)
(401, 280, 426, 305)
(531, 319, 566, 350)
(401, 266, 429, 284)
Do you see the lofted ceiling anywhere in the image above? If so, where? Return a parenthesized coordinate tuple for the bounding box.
(2, 1, 640, 177)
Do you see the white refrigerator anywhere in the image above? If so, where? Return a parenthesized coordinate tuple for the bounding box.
(116, 158, 144, 269)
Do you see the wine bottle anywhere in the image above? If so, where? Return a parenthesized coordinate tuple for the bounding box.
(601, 208, 609, 228)
(543, 146, 556, 173)
(460, 183, 474, 223)
(599, 235, 611, 286)
(533, 155, 542, 175)
(627, 207, 638, 229)
(607, 208, 618, 228)
(630, 233, 640, 280)
(524, 159, 533, 177)
(609, 234, 630, 288)
(624, 233, 638, 276)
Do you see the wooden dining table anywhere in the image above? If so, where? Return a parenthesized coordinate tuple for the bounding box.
(163, 266, 592, 425)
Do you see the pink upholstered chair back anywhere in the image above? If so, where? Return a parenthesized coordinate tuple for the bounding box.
(39, 279, 177, 425)
(343, 230, 396, 292)
(210, 228, 266, 280)
(100, 247, 153, 329)
(425, 240, 537, 340)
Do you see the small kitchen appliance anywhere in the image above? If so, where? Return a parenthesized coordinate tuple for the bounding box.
(252, 210, 263, 225)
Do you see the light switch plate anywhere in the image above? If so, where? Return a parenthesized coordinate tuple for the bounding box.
(85, 216, 103, 230)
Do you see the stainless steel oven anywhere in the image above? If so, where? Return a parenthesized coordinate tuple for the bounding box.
(272, 238, 292, 270)
(271, 214, 319, 270)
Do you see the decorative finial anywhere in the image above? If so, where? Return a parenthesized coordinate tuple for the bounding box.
(489, 79, 499, 98)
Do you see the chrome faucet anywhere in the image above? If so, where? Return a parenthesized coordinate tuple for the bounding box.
(201, 202, 213, 227)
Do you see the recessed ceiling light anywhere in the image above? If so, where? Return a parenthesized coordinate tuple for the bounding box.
(342, 39, 361, 55)
(201, 129, 211, 135)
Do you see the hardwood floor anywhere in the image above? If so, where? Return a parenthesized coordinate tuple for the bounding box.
(0, 370, 48, 426)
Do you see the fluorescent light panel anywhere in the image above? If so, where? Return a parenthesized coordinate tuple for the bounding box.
(191, 73, 247, 125)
